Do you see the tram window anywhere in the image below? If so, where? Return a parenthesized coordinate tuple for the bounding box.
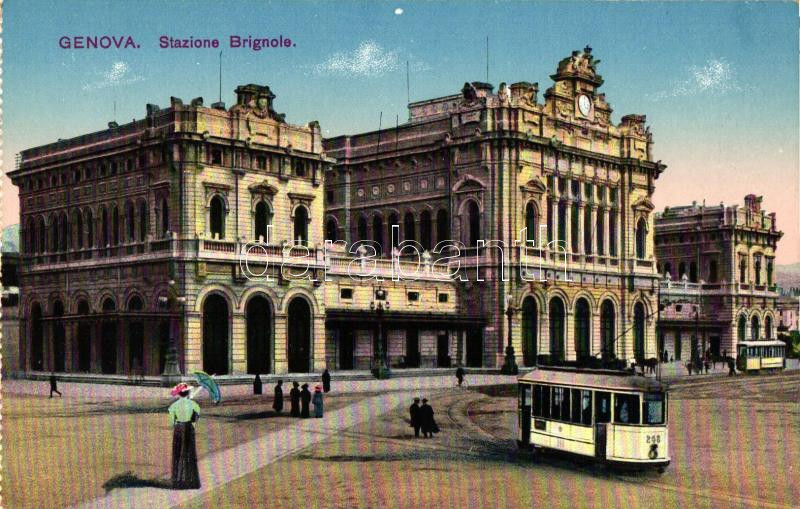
(614, 394, 641, 424)
(643, 393, 665, 425)
(532, 385, 541, 416)
(581, 391, 592, 425)
(571, 389, 582, 424)
(541, 386, 551, 418)
(561, 388, 571, 421)
(553, 387, 565, 421)
(595, 392, 611, 424)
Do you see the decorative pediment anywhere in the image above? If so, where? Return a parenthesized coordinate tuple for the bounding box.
(519, 177, 547, 195)
(248, 181, 279, 196)
(452, 175, 486, 193)
(632, 196, 655, 213)
(287, 192, 316, 207)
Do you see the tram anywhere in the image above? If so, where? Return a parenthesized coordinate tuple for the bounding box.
(517, 366, 669, 471)
(736, 340, 786, 373)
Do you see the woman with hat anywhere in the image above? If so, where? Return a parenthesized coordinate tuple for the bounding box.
(312, 385, 324, 418)
(168, 383, 201, 489)
(300, 383, 312, 418)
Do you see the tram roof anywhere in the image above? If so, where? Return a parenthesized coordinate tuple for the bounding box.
(737, 340, 786, 347)
(518, 366, 666, 392)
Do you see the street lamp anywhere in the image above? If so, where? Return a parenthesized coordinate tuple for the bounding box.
(501, 294, 519, 375)
(159, 279, 185, 386)
(370, 288, 391, 379)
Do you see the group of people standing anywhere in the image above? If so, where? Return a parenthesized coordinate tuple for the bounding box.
(263, 368, 332, 419)
(409, 397, 439, 438)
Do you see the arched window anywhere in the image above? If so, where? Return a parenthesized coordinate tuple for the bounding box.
(254, 201, 271, 242)
(557, 201, 567, 245)
(372, 215, 384, 255)
(754, 258, 762, 286)
(467, 201, 480, 247)
(293, 205, 308, 244)
(404, 212, 416, 243)
(101, 207, 110, 247)
(436, 209, 448, 246)
(60, 213, 69, 252)
(709, 260, 718, 283)
(125, 201, 135, 241)
(521, 297, 538, 366)
(160, 197, 170, 237)
(209, 195, 225, 239)
(388, 213, 399, 250)
(634, 302, 646, 362)
(138, 200, 148, 242)
(751, 315, 760, 340)
(50, 214, 59, 252)
(570, 203, 579, 252)
(574, 298, 591, 361)
(546, 197, 554, 244)
(358, 216, 368, 242)
(112, 205, 120, 245)
(737, 315, 747, 341)
(766, 260, 774, 286)
(325, 217, 338, 243)
(739, 258, 747, 284)
(525, 202, 537, 245)
(609, 211, 617, 256)
(420, 210, 432, 251)
(765, 316, 773, 339)
(664, 262, 673, 279)
(548, 297, 565, 362)
(596, 208, 605, 255)
(25, 217, 35, 254)
(85, 209, 94, 249)
(75, 210, 84, 250)
(635, 218, 647, 259)
(601, 300, 615, 359)
(38, 217, 46, 253)
(690, 262, 698, 283)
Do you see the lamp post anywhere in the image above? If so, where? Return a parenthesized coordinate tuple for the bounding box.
(370, 288, 391, 379)
(159, 279, 185, 387)
(501, 294, 519, 375)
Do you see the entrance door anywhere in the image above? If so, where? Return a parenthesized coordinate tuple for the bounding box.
(287, 298, 311, 373)
(77, 324, 91, 372)
(406, 328, 420, 368)
(710, 336, 720, 357)
(101, 321, 117, 374)
(246, 296, 272, 374)
(339, 327, 354, 370)
(594, 391, 611, 459)
(519, 384, 532, 446)
(466, 328, 483, 367)
(203, 294, 230, 375)
(437, 333, 449, 367)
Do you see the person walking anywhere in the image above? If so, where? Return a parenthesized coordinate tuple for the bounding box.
(455, 366, 465, 387)
(253, 374, 263, 395)
(727, 357, 737, 376)
(409, 397, 421, 437)
(312, 385, 324, 418)
(273, 380, 284, 414)
(419, 398, 439, 438)
(300, 384, 312, 418)
(322, 368, 331, 393)
(290, 381, 301, 417)
(168, 383, 201, 490)
(49, 373, 62, 398)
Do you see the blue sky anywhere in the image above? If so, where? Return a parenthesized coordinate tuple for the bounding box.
(3, 1, 798, 262)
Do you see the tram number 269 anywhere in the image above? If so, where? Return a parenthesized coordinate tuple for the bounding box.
(646, 435, 661, 444)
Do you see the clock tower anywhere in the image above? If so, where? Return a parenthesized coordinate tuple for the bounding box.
(544, 46, 612, 125)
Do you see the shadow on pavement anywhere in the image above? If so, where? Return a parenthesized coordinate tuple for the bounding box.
(102, 472, 172, 492)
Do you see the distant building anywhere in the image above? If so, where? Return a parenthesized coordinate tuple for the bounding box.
(2, 250, 20, 376)
(655, 195, 783, 360)
(776, 295, 799, 333)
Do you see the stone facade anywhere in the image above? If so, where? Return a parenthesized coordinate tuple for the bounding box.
(654, 195, 783, 361)
(325, 47, 663, 368)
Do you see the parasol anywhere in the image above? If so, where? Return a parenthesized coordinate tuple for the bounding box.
(191, 371, 221, 404)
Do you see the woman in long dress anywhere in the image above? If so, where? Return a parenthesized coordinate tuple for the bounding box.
(168, 383, 201, 489)
(312, 385, 324, 418)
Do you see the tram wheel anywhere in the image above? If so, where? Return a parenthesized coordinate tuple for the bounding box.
(658, 466, 666, 474)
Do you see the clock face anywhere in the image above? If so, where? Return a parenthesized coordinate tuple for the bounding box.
(578, 94, 592, 116)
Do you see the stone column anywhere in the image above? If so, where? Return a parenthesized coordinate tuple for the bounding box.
(603, 208, 610, 259)
(577, 203, 585, 255)
(564, 200, 572, 254)
(590, 206, 598, 256)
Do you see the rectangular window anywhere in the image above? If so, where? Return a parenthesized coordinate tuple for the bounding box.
(340, 288, 353, 299)
(561, 387, 571, 421)
(571, 389, 582, 424)
(438, 293, 449, 303)
(541, 385, 551, 419)
(533, 385, 541, 417)
(643, 393, 665, 425)
(211, 149, 222, 165)
(581, 390, 592, 425)
(407, 291, 419, 302)
(614, 393, 641, 424)
(552, 386, 565, 421)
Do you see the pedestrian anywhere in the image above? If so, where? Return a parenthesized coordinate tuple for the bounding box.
(419, 398, 439, 438)
(703, 349, 711, 374)
(456, 366, 465, 387)
(49, 373, 62, 398)
(253, 374, 262, 395)
(312, 385, 324, 418)
(168, 383, 201, 489)
(300, 383, 312, 418)
(273, 380, 284, 414)
(727, 357, 736, 376)
(409, 397, 421, 437)
(322, 368, 331, 393)
(290, 382, 301, 417)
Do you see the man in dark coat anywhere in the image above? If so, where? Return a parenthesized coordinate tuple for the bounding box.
(455, 366, 465, 387)
(300, 383, 312, 418)
(409, 397, 421, 437)
(253, 374, 262, 395)
(289, 381, 301, 417)
(49, 373, 62, 398)
(322, 368, 331, 393)
(273, 380, 284, 414)
(419, 398, 438, 438)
